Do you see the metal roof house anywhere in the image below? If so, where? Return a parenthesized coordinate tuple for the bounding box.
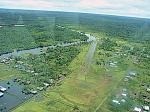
(0, 86, 7, 92)
(133, 107, 142, 112)
(0, 92, 4, 97)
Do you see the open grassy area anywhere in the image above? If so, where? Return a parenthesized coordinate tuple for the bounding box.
(0, 63, 27, 81)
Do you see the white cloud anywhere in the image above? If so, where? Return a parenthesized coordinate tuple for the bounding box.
(0, 0, 150, 18)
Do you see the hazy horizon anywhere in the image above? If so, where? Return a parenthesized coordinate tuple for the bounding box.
(0, 0, 150, 19)
(0, 8, 150, 20)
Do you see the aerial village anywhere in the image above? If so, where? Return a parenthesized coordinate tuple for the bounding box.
(95, 38, 150, 112)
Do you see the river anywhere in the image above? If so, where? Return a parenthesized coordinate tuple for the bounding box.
(0, 33, 96, 60)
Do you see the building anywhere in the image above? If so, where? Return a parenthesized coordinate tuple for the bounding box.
(0, 86, 7, 92)
(133, 107, 141, 112)
(0, 92, 4, 97)
(14, 24, 25, 27)
(143, 106, 149, 111)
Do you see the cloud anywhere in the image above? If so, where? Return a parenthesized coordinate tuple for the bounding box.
(0, 0, 150, 18)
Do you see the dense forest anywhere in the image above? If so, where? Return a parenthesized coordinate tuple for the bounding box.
(0, 8, 150, 43)
(0, 9, 88, 54)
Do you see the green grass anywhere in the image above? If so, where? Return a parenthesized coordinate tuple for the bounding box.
(0, 63, 26, 80)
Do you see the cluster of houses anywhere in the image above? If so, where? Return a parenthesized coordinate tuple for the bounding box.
(0, 86, 7, 97)
(112, 88, 128, 105)
(112, 71, 150, 112)
(0, 57, 10, 96)
(0, 57, 13, 65)
(1, 55, 60, 97)
(14, 77, 52, 95)
(124, 71, 137, 82)
(0, 24, 25, 28)
(133, 106, 150, 112)
(113, 51, 127, 57)
(96, 59, 118, 68)
(108, 60, 118, 68)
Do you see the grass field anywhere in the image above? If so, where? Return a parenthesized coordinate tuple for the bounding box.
(0, 63, 28, 81)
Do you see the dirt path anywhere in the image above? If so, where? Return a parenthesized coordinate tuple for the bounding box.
(85, 41, 97, 68)
(58, 37, 97, 107)
(81, 41, 97, 81)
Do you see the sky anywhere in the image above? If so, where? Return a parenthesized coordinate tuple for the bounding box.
(0, 0, 150, 18)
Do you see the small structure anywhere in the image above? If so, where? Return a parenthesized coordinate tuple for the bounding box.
(143, 106, 150, 111)
(112, 100, 120, 104)
(121, 99, 126, 103)
(128, 71, 137, 77)
(30, 90, 37, 94)
(146, 88, 150, 92)
(133, 107, 141, 112)
(121, 93, 127, 97)
(0, 86, 7, 92)
(34, 73, 38, 76)
(126, 75, 132, 78)
(26, 81, 31, 85)
(43, 83, 50, 87)
(37, 87, 44, 91)
(31, 71, 35, 73)
(0, 92, 4, 97)
(109, 61, 117, 67)
(49, 79, 54, 83)
(14, 24, 25, 27)
(143, 106, 149, 111)
(124, 78, 129, 82)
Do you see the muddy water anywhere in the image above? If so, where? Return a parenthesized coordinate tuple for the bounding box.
(0, 79, 33, 112)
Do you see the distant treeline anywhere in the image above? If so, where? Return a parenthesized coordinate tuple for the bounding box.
(0, 8, 150, 54)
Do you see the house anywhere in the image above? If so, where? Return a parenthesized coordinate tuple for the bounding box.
(146, 88, 150, 92)
(121, 93, 127, 97)
(124, 78, 129, 82)
(129, 71, 137, 77)
(30, 90, 37, 94)
(43, 83, 50, 87)
(0, 92, 4, 97)
(37, 87, 44, 91)
(31, 71, 35, 73)
(108, 61, 118, 67)
(121, 99, 126, 103)
(143, 106, 149, 111)
(133, 107, 141, 112)
(34, 73, 38, 76)
(0, 86, 7, 92)
(112, 100, 120, 104)
(14, 24, 25, 27)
